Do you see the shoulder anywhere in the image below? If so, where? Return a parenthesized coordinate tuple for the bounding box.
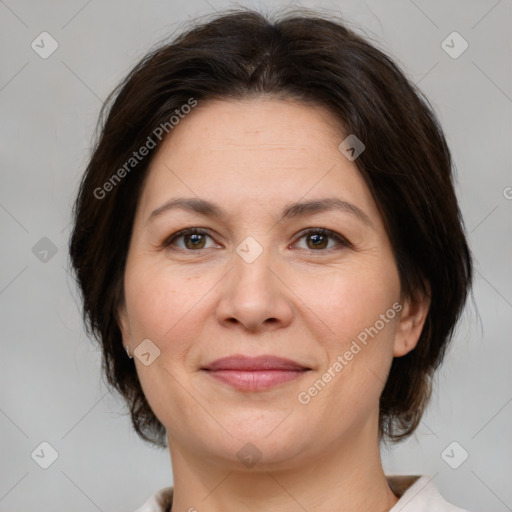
(387, 475, 471, 512)
(133, 486, 174, 512)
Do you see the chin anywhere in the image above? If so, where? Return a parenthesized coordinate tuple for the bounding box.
(210, 437, 312, 472)
(187, 417, 317, 471)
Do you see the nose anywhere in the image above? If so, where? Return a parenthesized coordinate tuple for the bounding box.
(215, 244, 294, 332)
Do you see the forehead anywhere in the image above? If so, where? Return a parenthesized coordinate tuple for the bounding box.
(136, 98, 382, 227)
(159, 97, 346, 159)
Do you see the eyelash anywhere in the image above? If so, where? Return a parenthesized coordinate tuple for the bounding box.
(161, 227, 352, 252)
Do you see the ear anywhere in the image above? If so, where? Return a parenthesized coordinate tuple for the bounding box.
(116, 296, 130, 341)
(393, 287, 430, 357)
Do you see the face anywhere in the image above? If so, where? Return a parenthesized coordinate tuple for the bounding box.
(118, 98, 426, 469)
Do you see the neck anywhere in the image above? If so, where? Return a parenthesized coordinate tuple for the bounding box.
(167, 421, 398, 512)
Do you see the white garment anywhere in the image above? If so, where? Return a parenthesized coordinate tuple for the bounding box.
(134, 475, 471, 512)
(388, 475, 470, 511)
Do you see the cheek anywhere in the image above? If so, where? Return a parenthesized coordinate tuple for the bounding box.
(292, 259, 400, 405)
(291, 259, 400, 345)
(122, 261, 212, 355)
(122, 263, 213, 429)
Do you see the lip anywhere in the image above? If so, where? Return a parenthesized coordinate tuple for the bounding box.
(201, 355, 311, 391)
(203, 355, 309, 371)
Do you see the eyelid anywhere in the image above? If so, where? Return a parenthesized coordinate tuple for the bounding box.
(292, 227, 353, 250)
(161, 227, 217, 249)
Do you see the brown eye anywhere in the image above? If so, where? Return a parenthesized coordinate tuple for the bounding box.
(294, 228, 351, 251)
(183, 233, 207, 249)
(163, 229, 216, 251)
(305, 232, 329, 250)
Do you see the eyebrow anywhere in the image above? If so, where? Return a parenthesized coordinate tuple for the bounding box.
(146, 197, 374, 228)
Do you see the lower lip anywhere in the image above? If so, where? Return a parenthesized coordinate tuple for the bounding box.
(204, 369, 308, 391)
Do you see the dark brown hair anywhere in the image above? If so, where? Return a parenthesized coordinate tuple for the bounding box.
(69, 8, 472, 447)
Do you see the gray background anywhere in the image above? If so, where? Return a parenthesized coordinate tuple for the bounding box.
(1, 0, 511, 511)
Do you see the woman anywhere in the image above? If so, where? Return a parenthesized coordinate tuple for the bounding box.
(69, 8, 473, 512)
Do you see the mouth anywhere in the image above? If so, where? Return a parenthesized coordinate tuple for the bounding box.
(201, 355, 311, 391)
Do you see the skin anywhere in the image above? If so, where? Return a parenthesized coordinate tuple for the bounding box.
(118, 97, 429, 512)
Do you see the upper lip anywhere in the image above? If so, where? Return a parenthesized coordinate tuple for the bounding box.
(202, 355, 310, 371)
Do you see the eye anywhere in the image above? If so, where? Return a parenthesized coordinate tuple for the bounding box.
(293, 228, 351, 251)
(161, 227, 351, 253)
(163, 228, 218, 251)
